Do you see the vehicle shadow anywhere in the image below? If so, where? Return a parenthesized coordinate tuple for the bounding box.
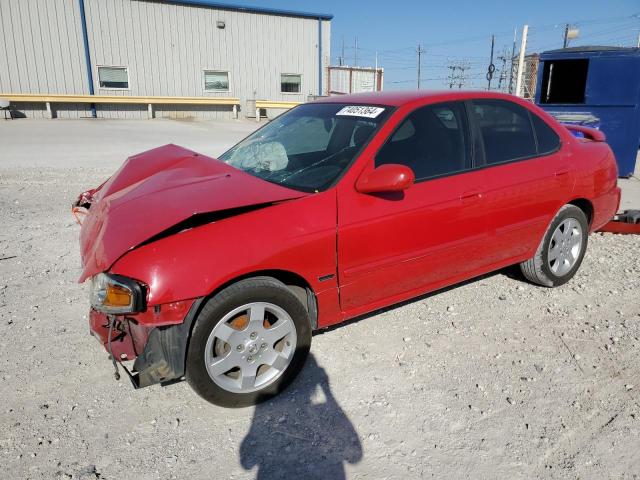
(239, 353, 362, 480)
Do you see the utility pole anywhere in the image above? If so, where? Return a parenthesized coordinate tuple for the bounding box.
(458, 61, 469, 89)
(486, 34, 496, 90)
(637, 30, 640, 47)
(354, 37, 358, 67)
(563, 23, 570, 48)
(417, 44, 425, 89)
(509, 28, 517, 94)
(447, 64, 457, 89)
(515, 24, 528, 98)
(447, 61, 469, 89)
(340, 36, 345, 66)
(497, 51, 508, 92)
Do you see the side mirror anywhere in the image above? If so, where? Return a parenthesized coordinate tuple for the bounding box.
(355, 164, 415, 194)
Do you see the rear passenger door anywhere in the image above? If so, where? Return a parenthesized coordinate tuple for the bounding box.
(470, 99, 570, 265)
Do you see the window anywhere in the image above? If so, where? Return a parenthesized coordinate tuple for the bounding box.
(204, 71, 229, 92)
(376, 102, 470, 180)
(219, 103, 390, 192)
(530, 113, 561, 155)
(97, 66, 128, 89)
(349, 121, 378, 148)
(471, 100, 537, 164)
(540, 59, 589, 104)
(279, 116, 335, 155)
(281, 74, 301, 93)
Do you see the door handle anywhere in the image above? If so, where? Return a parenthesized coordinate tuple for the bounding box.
(460, 190, 482, 203)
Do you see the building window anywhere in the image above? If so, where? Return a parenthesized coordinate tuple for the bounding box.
(97, 66, 129, 89)
(204, 71, 229, 92)
(281, 74, 301, 93)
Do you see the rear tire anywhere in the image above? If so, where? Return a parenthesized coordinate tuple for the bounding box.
(520, 205, 588, 287)
(186, 277, 312, 407)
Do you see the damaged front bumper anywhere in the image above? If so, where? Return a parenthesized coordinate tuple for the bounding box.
(89, 297, 204, 388)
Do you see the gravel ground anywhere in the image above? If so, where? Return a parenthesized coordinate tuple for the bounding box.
(1, 119, 639, 480)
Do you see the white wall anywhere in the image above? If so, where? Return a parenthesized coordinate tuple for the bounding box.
(0, 0, 331, 119)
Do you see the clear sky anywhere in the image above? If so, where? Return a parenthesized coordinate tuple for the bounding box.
(220, 0, 639, 90)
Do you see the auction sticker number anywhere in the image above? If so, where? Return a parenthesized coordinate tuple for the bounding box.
(336, 106, 385, 118)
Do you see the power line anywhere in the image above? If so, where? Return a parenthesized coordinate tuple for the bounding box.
(335, 12, 639, 89)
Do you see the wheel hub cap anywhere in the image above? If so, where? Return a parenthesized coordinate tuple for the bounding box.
(204, 302, 297, 394)
(548, 218, 583, 276)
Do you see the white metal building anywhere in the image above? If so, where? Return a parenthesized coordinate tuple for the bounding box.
(327, 66, 384, 95)
(0, 0, 332, 119)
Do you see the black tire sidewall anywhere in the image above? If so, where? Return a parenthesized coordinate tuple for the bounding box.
(539, 206, 588, 287)
(186, 278, 312, 408)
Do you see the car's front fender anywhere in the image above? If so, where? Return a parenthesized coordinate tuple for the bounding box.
(110, 191, 338, 308)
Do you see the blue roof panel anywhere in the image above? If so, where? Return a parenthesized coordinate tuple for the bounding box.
(155, 0, 333, 20)
(541, 46, 640, 59)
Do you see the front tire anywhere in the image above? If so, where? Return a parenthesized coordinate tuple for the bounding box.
(186, 277, 312, 407)
(520, 204, 589, 287)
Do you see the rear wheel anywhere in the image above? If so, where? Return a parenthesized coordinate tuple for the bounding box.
(520, 204, 588, 287)
(186, 277, 312, 407)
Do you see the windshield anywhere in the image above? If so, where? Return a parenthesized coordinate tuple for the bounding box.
(219, 103, 391, 192)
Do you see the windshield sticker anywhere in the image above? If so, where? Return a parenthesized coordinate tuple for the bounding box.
(336, 106, 385, 118)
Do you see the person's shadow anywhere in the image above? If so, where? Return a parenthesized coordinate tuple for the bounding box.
(240, 354, 362, 480)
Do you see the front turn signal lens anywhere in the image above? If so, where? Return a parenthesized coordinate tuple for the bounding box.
(104, 283, 133, 308)
(90, 273, 144, 314)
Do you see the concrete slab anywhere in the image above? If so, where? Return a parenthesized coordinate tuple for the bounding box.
(618, 153, 640, 211)
(0, 118, 259, 169)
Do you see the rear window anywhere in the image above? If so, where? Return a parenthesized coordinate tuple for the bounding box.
(472, 100, 537, 164)
(530, 113, 561, 155)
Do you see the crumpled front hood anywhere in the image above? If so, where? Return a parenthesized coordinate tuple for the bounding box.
(78, 144, 306, 282)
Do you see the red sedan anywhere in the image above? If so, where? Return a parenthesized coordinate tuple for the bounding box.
(75, 91, 620, 407)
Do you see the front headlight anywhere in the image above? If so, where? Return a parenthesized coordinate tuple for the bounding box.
(90, 273, 145, 314)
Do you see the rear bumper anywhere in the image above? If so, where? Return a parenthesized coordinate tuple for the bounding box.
(591, 186, 621, 232)
(89, 298, 205, 388)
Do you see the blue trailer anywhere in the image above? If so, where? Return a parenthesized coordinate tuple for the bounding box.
(535, 46, 640, 177)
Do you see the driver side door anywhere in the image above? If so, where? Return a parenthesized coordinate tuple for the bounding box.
(336, 101, 491, 314)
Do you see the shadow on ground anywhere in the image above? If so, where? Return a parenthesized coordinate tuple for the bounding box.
(240, 354, 362, 480)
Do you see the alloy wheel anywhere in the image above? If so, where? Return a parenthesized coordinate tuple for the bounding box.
(204, 302, 297, 394)
(547, 218, 583, 276)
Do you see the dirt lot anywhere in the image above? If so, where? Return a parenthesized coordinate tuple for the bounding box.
(1, 118, 639, 480)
